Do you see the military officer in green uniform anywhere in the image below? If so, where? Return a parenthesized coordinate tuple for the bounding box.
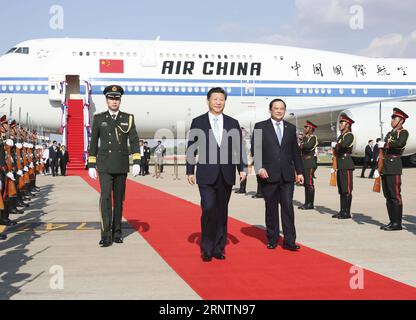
(298, 121, 318, 210)
(377, 108, 409, 231)
(332, 114, 355, 220)
(88, 85, 141, 247)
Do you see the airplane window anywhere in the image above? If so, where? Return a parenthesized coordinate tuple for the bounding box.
(243, 55, 247, 59)
(134, 86, 139, 92)
(363, 89, 368, 95)
(224, 55, 228, 59)
(211, 54, 215, 59)
(161, 87, 166, 92)
(30, 85, 35, 91)
(106, 52, 110, 56)
(194, 87, 200, 93)
(314, 88, 319, 94)
(236, 55, 240, 59)
(160, 53, 164, 58)
(179, 54, 183, 58)
(44, 85, 48, 91)
(72, 51, 76, 56)
(205, 54, 208, 59)
(308, 88, 313, 94)
(23, 85, 28, 91)
(37, 85, 42, 91)
(6, 47, 17, 54)
(218, 55, 221, 59)
(339, 89, 344, 94)
(22, 47, 29, 54)
(155, 86, 160, 92)
(327, 88, 332, 94)
(226, 87, 232, 93)
(93, 52, 97, 56)
(148, 86, 153, 92)
(1, 86, 6, 91)
(100, 52, 104, 56)
(249, 55, 253, 60)
(173, 54, 177, 58)
(296, 88, 301, 94)
(113, 52, 117, 56)
(201, 87, 206, 93)
(198, 54, 202, 58)
(86, 52, 90, 56)
(16, 85, 21, 91)
(51, 85, 55, 90)
(168, 87, 173, 92)
(79, 52, 83, 56)
(120, 52, 124, 57)
(133, 52, 137, 57)
(188, 87, 193, 92)
(302, 88, 307, 94)
(351, 89, 356, 94)
(320, 88, 325, 94)
(15, 48, 23, 53)
(141, 86, 146, 92)
(174, 87, 180, 92)
(127, 86, 133, 92)
(181, 87, 186, 92)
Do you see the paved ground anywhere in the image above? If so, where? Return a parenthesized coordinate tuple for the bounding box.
(0, 166, 415, 299)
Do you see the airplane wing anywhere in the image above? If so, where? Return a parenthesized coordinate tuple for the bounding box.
(284, 95, 416, 141)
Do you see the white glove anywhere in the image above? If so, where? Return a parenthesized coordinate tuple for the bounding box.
(331, 142, 337, 148)
(6, 139, 14, 147)
(374, 169, 380, 178)
(23, 166, 29, 172)
(6, 172, 15, 181)
(378, 141, 385, 148)
(88, 168, 97, 180)
(17, 170, 23, 176)
(29, 162, 34, 168)
(330, 168, 336, 174)
(23, 143, 28, 148)
(15, 143, 22, 149)
(132, 164, 140, 177)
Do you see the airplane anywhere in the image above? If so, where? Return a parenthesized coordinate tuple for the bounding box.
(0, 38, 415, 165)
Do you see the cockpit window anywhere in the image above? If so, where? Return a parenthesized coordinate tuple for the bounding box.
(6, 47, 17, 54)
(5, 47, 29, 54)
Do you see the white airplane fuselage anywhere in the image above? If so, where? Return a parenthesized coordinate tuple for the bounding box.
(0, 38, 415, 156)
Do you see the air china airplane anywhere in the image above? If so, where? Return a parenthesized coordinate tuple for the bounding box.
(0, 38, 415, 162)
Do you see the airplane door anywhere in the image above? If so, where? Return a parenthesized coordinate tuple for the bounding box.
(140, 40, 159, 67)
(48, 74, 65, 101)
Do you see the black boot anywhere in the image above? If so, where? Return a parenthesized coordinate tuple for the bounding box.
(339, 194, 352, 219)
(380, 201, 393, 230)
(8, 197, 24, 214)
(333, 194, 345, 218)
(0, 234, 6, 240)
(299, 187, 314, 210)
(384, 204, 402, 231)
(235, 179, 247, 194)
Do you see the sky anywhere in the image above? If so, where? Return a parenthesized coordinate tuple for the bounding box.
(1, 0, 416, 58)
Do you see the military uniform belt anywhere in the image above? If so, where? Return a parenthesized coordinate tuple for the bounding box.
(385, 154, 401, 158)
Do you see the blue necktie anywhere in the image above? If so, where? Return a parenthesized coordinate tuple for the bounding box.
(213, 118, 221, 145)
(275, 122, 282, 144)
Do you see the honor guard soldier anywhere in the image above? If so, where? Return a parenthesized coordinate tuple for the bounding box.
(378, 108, 409, 231)
(88, 85, 142, 247)
(332, 114, 355, 219)
(298, 121, 318, 210)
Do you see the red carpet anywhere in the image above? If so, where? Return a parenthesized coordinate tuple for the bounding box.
(66, 99, 86, 170)
(79, 172, 416, 300)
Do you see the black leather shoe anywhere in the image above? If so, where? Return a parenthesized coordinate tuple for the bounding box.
(0, 218, 17, 226)
(283, 243, 300, 251)
(383, 224, 402, 231)
(9, 208, 24, 214)
(332, 213, 341, 218)
(299, 203, 314, 210)
(202, 254, 212, 262)
(234, 190, 246, 194)
(99, 240, 112, 247)
(380, 222, 392, 230)
(113, 237, 123, 244)
(213, 253, 226, 260)
(252, 194, 263, 199)
(0, 234, 7, 240)
(267, 243, 277, 249)
(18, 201, 29, 208)
(338, 213, 351, 219)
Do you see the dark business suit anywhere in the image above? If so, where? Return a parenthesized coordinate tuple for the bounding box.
(251, 119, 303, 246)
(360, 145, 373, 177)
(58, 150, 69, 176)
(186, 112, 246, 256)
(369, 144, 379, 178)
(49, 146, 59, 176)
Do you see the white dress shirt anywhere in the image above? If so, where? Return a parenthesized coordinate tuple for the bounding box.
(271, 118, 284, 140)
(208, 112, 224, 145)
(109, 110, 119, 119)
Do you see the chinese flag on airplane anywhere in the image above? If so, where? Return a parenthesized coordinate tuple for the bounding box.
(99, 59, 124, 73)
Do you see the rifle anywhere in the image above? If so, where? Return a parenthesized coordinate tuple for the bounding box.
(373, 147, 383, 193)
(329, 146, 337, 187)
(5, 99, 17, 198)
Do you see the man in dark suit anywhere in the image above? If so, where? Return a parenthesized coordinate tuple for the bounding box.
(58, 145, 69, 176)
(360, 140, 374, 178)
(369, 138, 381, 178)
(186, 87, 247, 262)
(48, 141, 59, 176)
(251, 98, 304, 251)
(144, 141, 151, 175)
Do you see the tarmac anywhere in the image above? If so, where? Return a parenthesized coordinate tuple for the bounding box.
(0, 165, 415, 299)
